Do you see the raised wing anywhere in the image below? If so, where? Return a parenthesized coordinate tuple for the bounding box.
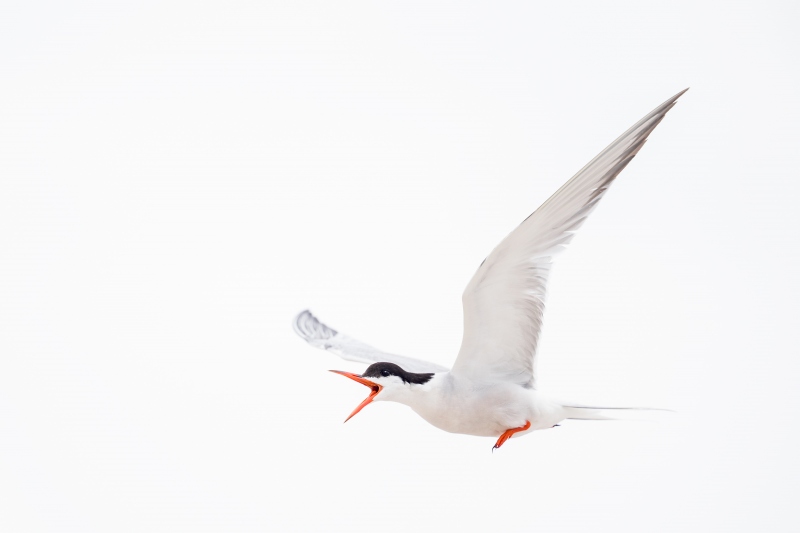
(452, 89, 687, 388)
(292, 310, 449, 373)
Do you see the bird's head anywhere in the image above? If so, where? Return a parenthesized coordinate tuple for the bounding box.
(329, 362, 434, 422)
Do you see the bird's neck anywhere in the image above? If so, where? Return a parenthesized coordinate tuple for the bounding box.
(382, 372, 449, 410)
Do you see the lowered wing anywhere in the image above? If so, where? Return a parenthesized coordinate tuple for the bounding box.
(293, 310, 449, 374)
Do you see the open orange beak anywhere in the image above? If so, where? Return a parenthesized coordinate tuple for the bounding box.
(329, 370, 383, 422)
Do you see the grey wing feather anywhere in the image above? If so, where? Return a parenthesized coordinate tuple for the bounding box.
(452, 89, 688, 389)
(292, 310, 449, 374)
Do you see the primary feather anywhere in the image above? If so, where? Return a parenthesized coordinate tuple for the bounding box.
(451, 89, 688, 388)
(293, 310, 448, 374)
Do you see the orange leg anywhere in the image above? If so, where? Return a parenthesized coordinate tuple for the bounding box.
(492, 420, 531, 451)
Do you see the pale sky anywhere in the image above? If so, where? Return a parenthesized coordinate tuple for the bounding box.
(1, 1, 799, 532)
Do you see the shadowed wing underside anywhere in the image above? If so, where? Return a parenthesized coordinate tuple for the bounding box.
(451, 89, 688, 389)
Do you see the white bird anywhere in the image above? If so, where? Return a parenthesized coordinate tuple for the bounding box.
(293, 89, 686, 450)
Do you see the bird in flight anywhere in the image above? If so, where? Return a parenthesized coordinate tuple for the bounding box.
(293, 89, 686, 450)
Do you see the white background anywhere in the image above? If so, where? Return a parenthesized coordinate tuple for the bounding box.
(2, 1, 799, 532)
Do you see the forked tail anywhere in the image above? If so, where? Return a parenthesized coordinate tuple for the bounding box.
(561, 404, 672, 421)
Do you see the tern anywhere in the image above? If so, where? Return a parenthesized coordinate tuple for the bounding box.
(293, 89, 686, 450)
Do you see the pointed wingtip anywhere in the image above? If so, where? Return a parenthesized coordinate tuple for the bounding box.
(667, 87, 690, 104)
(653, 88, 690, 115)
(661, 87, 690, 110)
(674, 87, 689, 100)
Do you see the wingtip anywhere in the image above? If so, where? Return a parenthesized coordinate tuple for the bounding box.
(292, 309, 314, 339)
(665, 87, 689, 106)
(292, 309, 338, 342)
(659, 87, 689, 112)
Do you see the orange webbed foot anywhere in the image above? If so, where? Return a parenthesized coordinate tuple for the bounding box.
(492, 420, 531, 452)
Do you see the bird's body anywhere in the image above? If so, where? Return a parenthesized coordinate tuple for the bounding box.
(380, 372, 563, 437)
(293, 89, 686, 449)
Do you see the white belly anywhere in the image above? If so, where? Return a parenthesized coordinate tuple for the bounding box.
(405, 374, 566, 438)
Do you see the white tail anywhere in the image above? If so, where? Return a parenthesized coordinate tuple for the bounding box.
(561, 405, 673, 421)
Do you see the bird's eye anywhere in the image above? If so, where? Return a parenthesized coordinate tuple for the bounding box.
(381, 369, 390, 377)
